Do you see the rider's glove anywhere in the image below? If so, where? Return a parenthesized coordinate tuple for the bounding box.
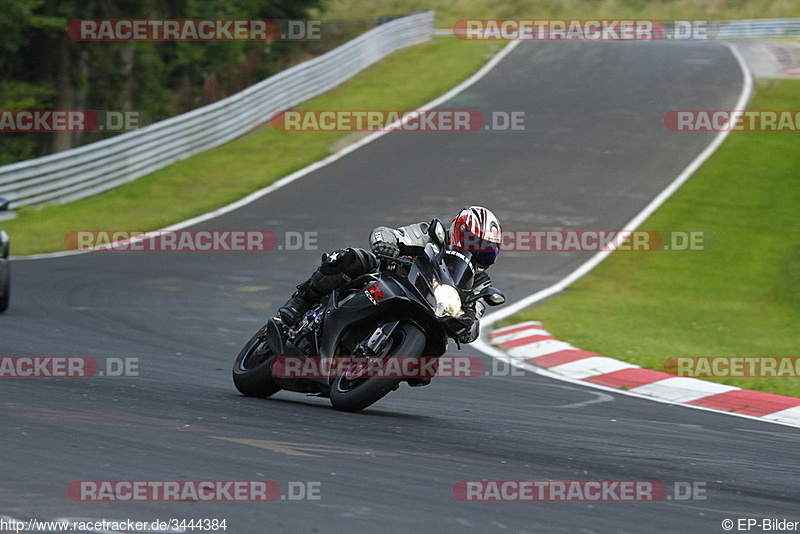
(457, 306, 480, 344)
(457, 296, 486, 344)
(373, 241, 400, 259)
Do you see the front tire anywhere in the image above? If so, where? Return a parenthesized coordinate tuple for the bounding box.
(232, 329, 281, 397)
(329, 323, 426, 412)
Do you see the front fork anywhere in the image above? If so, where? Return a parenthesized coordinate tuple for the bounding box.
(349, 321, 435, 387)
(357, 321, 400, 356)
(335, 321, 401, 383)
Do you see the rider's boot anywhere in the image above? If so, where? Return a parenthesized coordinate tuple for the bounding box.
(278, 270, 342, 326)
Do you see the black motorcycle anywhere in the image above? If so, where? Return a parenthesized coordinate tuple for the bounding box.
(232, 219, 505, 412)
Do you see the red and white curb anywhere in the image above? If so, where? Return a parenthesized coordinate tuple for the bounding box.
(488, 321, 800, 428)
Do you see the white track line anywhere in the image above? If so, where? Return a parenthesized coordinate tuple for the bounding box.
(15, 40, 521, 262)
(477, 41, 753, 322)
(472, 42, 800, 429)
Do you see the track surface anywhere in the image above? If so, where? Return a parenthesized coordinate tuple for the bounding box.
(3, 41, 798, 533)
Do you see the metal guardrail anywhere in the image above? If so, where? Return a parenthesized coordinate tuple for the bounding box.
(715, 18, 800, 38)
(0, 11, 434, 209)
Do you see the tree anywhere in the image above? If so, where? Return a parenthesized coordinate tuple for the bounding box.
(1, 0, 324, 162)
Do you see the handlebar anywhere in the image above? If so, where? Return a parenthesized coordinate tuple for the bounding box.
(375, 253, 413, 265)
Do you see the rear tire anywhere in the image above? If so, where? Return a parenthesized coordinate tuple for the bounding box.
(329, 323, 426, 412)
(232, 329, 281, 397)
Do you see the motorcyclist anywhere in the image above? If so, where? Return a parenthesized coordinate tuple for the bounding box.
(277, 206, 502, 344)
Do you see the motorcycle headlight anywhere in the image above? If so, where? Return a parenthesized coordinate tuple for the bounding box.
(433, 283, 464, 318)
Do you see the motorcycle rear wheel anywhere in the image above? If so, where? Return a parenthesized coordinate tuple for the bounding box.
(232, 329, 282, 397)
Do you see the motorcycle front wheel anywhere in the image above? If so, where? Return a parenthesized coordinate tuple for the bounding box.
(329, 322, 426, 412)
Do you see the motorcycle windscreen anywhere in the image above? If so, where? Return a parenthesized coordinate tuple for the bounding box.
(407, 256, 440, 309)
(443, 250, 475, 291)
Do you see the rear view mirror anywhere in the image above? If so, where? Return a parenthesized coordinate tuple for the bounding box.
(429, 218, 447, 247)
(466, 286, 506, 306)
(484, 288, 506, 305)
(428, 218, 448, 262)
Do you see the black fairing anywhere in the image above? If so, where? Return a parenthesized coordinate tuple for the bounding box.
(318, 273, 448, 359)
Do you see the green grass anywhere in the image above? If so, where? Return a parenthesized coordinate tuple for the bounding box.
(5, 37, 500, 255)
(502, 79, 800, 398)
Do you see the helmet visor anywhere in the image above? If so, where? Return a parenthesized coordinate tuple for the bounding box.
(457, 235, 499, 267)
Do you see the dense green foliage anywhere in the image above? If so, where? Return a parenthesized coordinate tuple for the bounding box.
(0, 0, 323, 163)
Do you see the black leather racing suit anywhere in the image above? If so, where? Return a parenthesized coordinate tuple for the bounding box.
(369, 221, 491, 343)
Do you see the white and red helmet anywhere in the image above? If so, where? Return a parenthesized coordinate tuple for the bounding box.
(449, 206, 502, 267)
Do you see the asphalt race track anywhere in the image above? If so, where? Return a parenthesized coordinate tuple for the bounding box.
(3, 41, 799, 533)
